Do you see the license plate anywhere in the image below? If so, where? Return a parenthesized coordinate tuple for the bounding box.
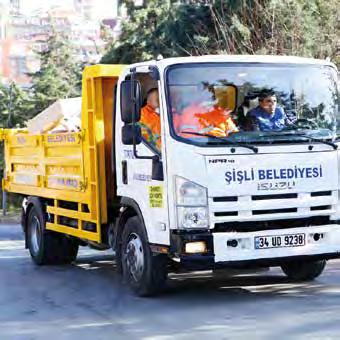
(254, 233, 305, 249)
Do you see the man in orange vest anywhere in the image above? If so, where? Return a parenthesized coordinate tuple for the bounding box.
(140, 88, 161, 150)
(173, 87, 238, 138)
(173, 102, 206, 136)
(195, 106, 238, 137)
(172, 86, 210, 136)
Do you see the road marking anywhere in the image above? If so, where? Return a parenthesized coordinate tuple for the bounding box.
(0, 240, 25, 250)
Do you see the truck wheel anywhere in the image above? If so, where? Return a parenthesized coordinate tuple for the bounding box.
(121, 216, 167, 296)
(281, 259, 326, 281)
(59, 236, 79, 264)
(27, 203, 78, 265)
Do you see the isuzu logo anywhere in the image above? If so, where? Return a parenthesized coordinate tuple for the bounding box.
(257, 181, 296, 191)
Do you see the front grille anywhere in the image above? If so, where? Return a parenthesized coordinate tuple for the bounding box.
(213, 196, 238, 202)
(310, 205, 332, 211)
(214, 211, 238, 217)
(214, 216, 332, 233)
(252, 193, 297, 200)
(210, 190, 337, 225)
(252, 208, 297, 215)
(311, 191, 332, 197)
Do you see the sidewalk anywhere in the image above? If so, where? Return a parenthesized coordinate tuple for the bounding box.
(0, 210, 21, 224)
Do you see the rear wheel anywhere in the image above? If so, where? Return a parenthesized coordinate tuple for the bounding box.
(26, 200, 79, 265)
(121, 216, 167, 296)
(281, 259, 326, 281)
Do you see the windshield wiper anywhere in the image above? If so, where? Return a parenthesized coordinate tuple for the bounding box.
(265, 131, 338, 150)
(297, 134, 337, 149)
(181, 131, 258, 153)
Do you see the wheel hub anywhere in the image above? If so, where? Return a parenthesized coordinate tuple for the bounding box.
(125, 233, 144, 282)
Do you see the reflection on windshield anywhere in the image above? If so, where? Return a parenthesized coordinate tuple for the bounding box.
(167, 63, 338, 145)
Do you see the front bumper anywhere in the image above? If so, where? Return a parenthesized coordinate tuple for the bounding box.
(170, 224, 340, 269)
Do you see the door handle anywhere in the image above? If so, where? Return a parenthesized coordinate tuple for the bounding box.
(122, 160, 128, 184)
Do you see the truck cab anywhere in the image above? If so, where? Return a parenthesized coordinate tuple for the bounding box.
(116, 55, 340, 294)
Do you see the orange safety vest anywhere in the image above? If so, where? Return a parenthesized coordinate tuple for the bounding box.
(195, 105, 238, 137)
(140, 104, 161, 149)
(173, 103, 207, 136)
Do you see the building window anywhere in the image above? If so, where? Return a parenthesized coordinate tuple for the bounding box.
(10, 56, 27, 77)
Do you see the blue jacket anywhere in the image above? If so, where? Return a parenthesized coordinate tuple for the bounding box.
(248, 106, 286, 131)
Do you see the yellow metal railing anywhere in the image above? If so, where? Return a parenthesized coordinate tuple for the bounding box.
(1, 64, 125, 243)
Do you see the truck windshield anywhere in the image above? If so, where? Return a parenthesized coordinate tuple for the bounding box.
(166, 63, 339, 146)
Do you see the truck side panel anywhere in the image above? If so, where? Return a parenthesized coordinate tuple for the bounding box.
(2, 129, 101, 241)
(1, 64, 125, 243)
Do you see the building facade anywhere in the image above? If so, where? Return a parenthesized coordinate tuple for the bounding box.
(0, 0, 119, 86)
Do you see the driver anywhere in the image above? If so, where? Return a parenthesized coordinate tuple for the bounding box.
(140, 88, 161, 149)
(248, 89, 286, 131)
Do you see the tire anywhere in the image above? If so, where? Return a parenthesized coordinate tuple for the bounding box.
(281, 259, 326, 281)
(26, 200, 79, 265)
(108, 222, 123, 274)
(121, 216, 167, 296)
(59, 236, 79, 264)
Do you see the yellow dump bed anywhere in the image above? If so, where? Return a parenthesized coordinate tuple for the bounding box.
(0, 64, 125, 243)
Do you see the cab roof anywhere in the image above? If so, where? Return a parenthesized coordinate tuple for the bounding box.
(156, 54, 337, 70)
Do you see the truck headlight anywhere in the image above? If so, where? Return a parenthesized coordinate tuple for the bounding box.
(175, 176, 207, 206)
(175, 176, 209, 229)
(177, 207, 209, 229)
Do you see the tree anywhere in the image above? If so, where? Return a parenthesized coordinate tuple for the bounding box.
(0, 24, 83, 211)
(0, 82, 33, 128)
(0, 81, 34, 210)
(31, 25, 82, 115)
(102, 0, 339, 66)
(101, 0, 213, 64)
(203, 0, 339, 60)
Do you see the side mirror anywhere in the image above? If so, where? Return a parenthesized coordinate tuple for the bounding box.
(120, 80, 142, 123)
(122, 124, 142, 145)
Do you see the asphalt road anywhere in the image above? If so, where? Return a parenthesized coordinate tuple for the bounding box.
(1, 223, 340, 340)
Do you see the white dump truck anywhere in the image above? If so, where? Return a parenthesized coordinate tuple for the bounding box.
(2, 55, 339, 296)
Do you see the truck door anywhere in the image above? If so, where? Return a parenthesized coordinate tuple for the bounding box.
(117, 66, 169, 246)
